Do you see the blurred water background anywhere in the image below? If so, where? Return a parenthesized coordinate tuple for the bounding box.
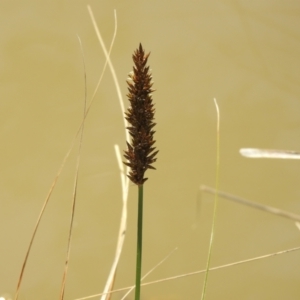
(0, 1, 300, 299)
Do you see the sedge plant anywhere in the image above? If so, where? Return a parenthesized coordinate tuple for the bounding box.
(123, 44, 158, 300)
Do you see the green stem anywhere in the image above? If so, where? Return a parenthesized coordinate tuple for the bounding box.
(135, 184, 144, 300)
(201, 99, 220, 300)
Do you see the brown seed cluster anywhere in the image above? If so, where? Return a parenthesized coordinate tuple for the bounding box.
(123, 44, 158, 185)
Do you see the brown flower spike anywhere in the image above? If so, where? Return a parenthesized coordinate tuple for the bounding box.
(124, 44, 158, 185)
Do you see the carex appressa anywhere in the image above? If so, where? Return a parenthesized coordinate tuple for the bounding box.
(123, 44, 158, 185)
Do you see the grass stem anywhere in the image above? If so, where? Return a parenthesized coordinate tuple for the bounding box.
(201, 98, 220, 300)
(135, 185, 144, 300)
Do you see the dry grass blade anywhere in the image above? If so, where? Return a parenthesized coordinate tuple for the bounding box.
(200, 185, 300, 222)
(73, 246, 300, 300)
(99, 144, 129, 300)
(201, 98, 220, 300)
(87, 5, 129, 143)
(240, 148, 300, 159)
(59, 35, 87, 300)
(14, 11, 117, 300)
(87, 6, 131, 300)
(14, 125, 78, 300)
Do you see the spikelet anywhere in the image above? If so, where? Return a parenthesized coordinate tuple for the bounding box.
(123, 44, 158, 185)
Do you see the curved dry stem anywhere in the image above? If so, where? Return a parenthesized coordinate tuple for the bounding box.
(87, 6, 129, 144)
(14, 11, 118, 300)
(87, 6, 132, 300)
(14, 136, 76, 300)
(201, 98, 220, 300)
(98, 144, 130, 300)
(59, 35, 87, 300)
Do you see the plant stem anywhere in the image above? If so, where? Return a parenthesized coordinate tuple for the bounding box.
(201, 98, 220, 300)
(135, 185, 144, 300)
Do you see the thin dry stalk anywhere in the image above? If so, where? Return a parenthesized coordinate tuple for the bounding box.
(87, 6, 130, 300)
(100, 144, 129, 300)
(87, 5, 129, 143)
(14, 11, 117, 300)
(201, 98, 220, 300)
(59, 35, 87, 300)
(201, 185, 300, 222)
(240, 148, 300, 159)
(74, 245, 300, 300)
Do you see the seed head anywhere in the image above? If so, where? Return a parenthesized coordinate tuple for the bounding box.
(123, 44, 158, 185)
